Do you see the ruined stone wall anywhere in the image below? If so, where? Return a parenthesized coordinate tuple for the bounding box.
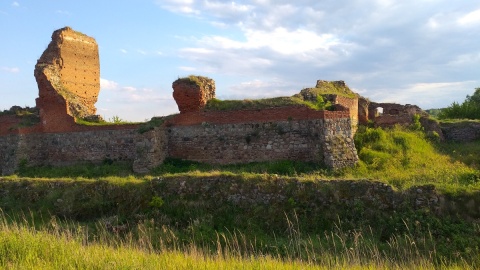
(0, 115, 22, 135)
(441, 121, 480, 142)
(168, 106, 349, 126)
(368, 102, 426, 128)
(0, 134, 21, 175)
(133, 127, 168, 174)
(168, 120, 325, 165)
(35, 27, 100, 132)
(0, 127, 170, 175)
(167, 108, 358, 168)
(358, 97, 370, 125)
(172, 76, 215, 113)
(334, 95, 358, 133)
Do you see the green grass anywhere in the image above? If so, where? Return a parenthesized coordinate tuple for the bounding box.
(75, 116, 139, 126)
(205, 97, 305, 111)
(438, 141, 480, 169)
(298, 86, 357, 99)
(204, 96, 332, 111)
(173, 75, 210, 87)
(150, 158, 323, 176)
(0, 211, 476, 269)
(17, 161, 134, 179)
(439, 119, 480, 124)
(341, 126, 480, 193)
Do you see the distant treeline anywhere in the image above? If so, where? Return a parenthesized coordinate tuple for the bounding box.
(428, 87, 480, 120)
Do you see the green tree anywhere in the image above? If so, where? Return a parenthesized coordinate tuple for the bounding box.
(439, 87, 480, 119)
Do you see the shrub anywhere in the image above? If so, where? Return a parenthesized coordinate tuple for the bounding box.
(439, 87, 480, 119)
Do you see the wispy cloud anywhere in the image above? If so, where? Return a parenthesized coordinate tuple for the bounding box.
(119, 49, 128, 54)
(97, 77, 176, 121)
(100, 78, 118, 90)
(11, 2, 19, 7)
(55, 10, 71, 16)
(1, 67, 20, 73)
(372, 81, 479, 109)
(457, 9, 480, 26)
(156, 0, 199, 15)
(224, 78, 296, 99)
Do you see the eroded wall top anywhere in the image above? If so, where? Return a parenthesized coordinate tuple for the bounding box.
(172, 76, 216, 113)
(34, 26, 100, 127)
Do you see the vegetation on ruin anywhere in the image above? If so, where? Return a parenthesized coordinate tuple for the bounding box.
(204, 81, 360, 112)
(173, 75, 210, 87)
(0, 106, 40, 128)
(75, 115, 139, 126)
(4, 125, 480, 268)
(205, 95, 332, 111)
(297, 81, 358, 99)
(138, 115, 178, 134)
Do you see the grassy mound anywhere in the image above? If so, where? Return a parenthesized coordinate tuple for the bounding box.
(344, 126, 480, 193)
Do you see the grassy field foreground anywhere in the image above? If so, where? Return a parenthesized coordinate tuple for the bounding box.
(1, 125, 479, 268)
(0, 212, 475, 269)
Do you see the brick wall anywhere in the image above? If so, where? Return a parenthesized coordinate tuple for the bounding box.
(167, 107, 358, 168)
(168, 120, 326, 164)
(0, 126, 169, 175)
(0, 106, 358, 174)
(168, 106, 350, 126)
(335, 95, 358, 133)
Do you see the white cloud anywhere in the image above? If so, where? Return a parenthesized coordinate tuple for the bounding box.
(156, 0, 199, 15)
(1, 67, 20, 73)
(122, 86, 137, 92)
(100, 78, 119, 90)
(373, 81, 479, 108)
(458, 9, 480, 26)
(224, 78, 296, 99)
(119, 49, 127, 54)
(11, 1, 19, 7)
(155, 0, 480, 111)
(97, 79, 176, 121)
(137, 49, 147, 55)
(56, 10, 71, 16)
(197, 28, 342, 55)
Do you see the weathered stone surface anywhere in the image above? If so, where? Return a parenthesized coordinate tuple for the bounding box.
(293, 80, 359, 133)
(168, 116, 358, 169)
(441, 121, 480, 142)
(172, 76, 215, 113)
(358, 97, 370, 125)
(34, 27, 100, 129)
(368, 102, 427, 128)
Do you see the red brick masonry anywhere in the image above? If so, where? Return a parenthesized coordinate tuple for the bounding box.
(168, 106, 350, 126)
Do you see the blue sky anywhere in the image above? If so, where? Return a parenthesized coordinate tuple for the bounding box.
(0, 0, 479, 121)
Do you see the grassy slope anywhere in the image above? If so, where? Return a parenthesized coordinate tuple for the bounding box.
(344, 126, 479, 193)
